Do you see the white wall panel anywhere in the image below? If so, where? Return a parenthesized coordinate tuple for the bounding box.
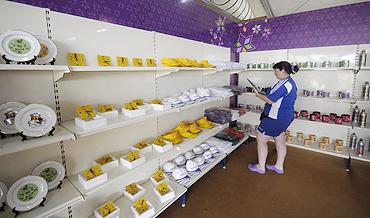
(155, 33, 203, 66)
(202, 43, 230, 62)
(239, 49, 288, 64)
(49, 11, 155, 65)
(0, 143, 62, 187)
(58, 71, 157, 121)
(64, 120, 157, 175)
(289, 45, 357, 67)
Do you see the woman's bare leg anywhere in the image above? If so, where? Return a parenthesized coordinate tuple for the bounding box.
(273, 132, 287, 170)
(256, 131, 270, 170)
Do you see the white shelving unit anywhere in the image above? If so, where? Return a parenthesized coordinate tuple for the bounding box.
(0, 125, 75, 156)
(0, 64, 70, 81)
(1, 179, 83, 218)
(89, 179, 186, 218)
(248, 129, 349, 159)
(349, 149, 370, 163)
(61, 97, 224, 138)
(243, 67, 355, 72)
(224, 136, 249, 155)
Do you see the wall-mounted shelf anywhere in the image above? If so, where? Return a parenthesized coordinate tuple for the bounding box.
(1, 179, 83, 218)
(248, 129, 349, 159)
(68, 122, 227, 196)
(224, 136, 249, 155)
(349, 149, 370, 163)
(0, 125, 75, 157)
(243, 67, 355, 71)
(91, 179, 186, 218)
(61, 97, 225, 138)
(0, 64, 70, 81)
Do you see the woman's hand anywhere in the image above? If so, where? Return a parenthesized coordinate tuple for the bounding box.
(252, 86, 259, 96)
(253, 88, 273, 105)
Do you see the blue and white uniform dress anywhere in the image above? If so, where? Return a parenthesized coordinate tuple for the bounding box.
(257, 76, 297, 137)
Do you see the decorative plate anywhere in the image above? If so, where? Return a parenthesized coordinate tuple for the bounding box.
(7, 176, 48, 212)
(0, 30, 41, 62)
(15, 104, 57, 137)
(0, 181, 8, 205)
(0, 102, 26, 134)
(32, 161, 65, 190)
(35, 35, 57, 64)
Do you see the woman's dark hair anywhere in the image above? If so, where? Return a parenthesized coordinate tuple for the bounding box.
(272, 61, 299, 74)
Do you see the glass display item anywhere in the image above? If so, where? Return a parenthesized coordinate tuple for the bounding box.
(0, 181, 8, 206)
(14, 104, 57, 137)
(0, 102, 26, 134)
(32, 161, 65, 190)
(0, 30, 41, 62)
(7, 176, 48, 212)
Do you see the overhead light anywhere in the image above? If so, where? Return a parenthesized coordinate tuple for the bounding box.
(96, 29, 107, 33)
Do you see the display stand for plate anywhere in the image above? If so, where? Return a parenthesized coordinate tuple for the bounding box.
(178, 194, 186, 207)
(57, 180, 63, 189)
(0, 202, 5, 212)
(18, 126, 55, 141)
(0, 132, 5, 139)
(2, 55, 37, 65)
(11, 197, 46, 217)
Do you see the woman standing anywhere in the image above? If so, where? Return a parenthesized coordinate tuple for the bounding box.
(248, 61, 298, 175)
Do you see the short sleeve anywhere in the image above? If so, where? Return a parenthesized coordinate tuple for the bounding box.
(267, 84, 287, 102)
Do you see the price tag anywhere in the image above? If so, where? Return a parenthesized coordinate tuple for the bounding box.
(117, 56, 129, 66)
(132, 58, 143, 67)
(68, 52, 86, 66)
(146, 58, 156, 67)
(97, 55, 112, 66)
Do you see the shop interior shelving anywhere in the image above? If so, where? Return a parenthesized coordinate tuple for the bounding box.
(243, 67, 355, 71)
(224, 135, 249, 155)
(0, 125, 75, 156)
(0, 64, 70, 81)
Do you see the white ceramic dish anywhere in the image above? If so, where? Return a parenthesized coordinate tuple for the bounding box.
(0, 102, 26, 134)
(32, 161, 65, 190)
(0, 30, 40, 62)
(35, 35, 57, 64)
(15, 104, 57, 137)
(7, 176, 48, 212)
(0, 181, 8, 205)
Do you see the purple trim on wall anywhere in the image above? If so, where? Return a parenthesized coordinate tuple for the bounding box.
(238, 2, 370, 51)
(11, 0, 237, 48)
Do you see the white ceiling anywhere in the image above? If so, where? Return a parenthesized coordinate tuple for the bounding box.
(266, 0, 369, 17)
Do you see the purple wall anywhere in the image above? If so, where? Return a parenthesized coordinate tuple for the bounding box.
(236, 1, 370, 52)
(11, 0, 238, 48)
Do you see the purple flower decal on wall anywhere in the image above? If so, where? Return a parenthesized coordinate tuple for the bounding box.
(210, 15, 226, 46)
(235, 33, 255, 53)
(262, 27, 271, 38)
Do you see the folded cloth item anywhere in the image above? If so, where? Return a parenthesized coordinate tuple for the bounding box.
(194, 156, 205, 165)
(185, 151, 195, 160)
(224, 128, 245, 139)
(186, 160, 199, 172)
(209, 146, 219, 154)
(208, 87, 232, 97)
(203, 151, 212, 159)
(174, 155, 186, 166)
(172, 167, 188, 180)
(162, 97, 182, 105)
(206, 137, 232, 152)
(214, 131, 240, 145)
(193, 146, 204, 155)
(199, 143, 211, 150)
(163, 162, 176, 173)
(197, 88, 210, 98)
(178, 94, 191, 103)
(188, 92, 200, 101)
(205, 107, 232, 124)
(223, 85, 247, 95)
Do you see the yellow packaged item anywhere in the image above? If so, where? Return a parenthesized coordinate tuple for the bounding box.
(156, 182, 170, 195)
(68, 52, 86, 66)
(196, 116, 214, 129)
(82, 170, 95, 181)
(76, 105, 96, 121)
(96, 156, 113, 165)
(133, 58, 143, 67)
(134, 141, 149, 149)
(161, 131, 183, 144)
(199, 60, 216, 68)
(91, 165, 103, 177)
(179, 131, 198, 138)
(133, 197, 149, 214)
(117, 56, 129, 66)
(188, 122, 202, 134)
(97, 104, 114, 113)
(146, 58, 156, 67)
(151, 99, 162, 105)
(132, 99, 144, 106)
(152, 170, 165, 182)
(97, 55, 112, 66)
(127, 151, 140, 162)
(153, 137, 166, 146)
(124, 102, 138, 110)
(125, 183, 139, 195)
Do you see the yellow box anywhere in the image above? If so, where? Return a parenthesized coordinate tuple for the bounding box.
(146, 58, 156, 67)
(117, 56, 129, 66)
(97, 55, 112, 66)
(133, 58, 143, 67)
(68, 52, 86, 66)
